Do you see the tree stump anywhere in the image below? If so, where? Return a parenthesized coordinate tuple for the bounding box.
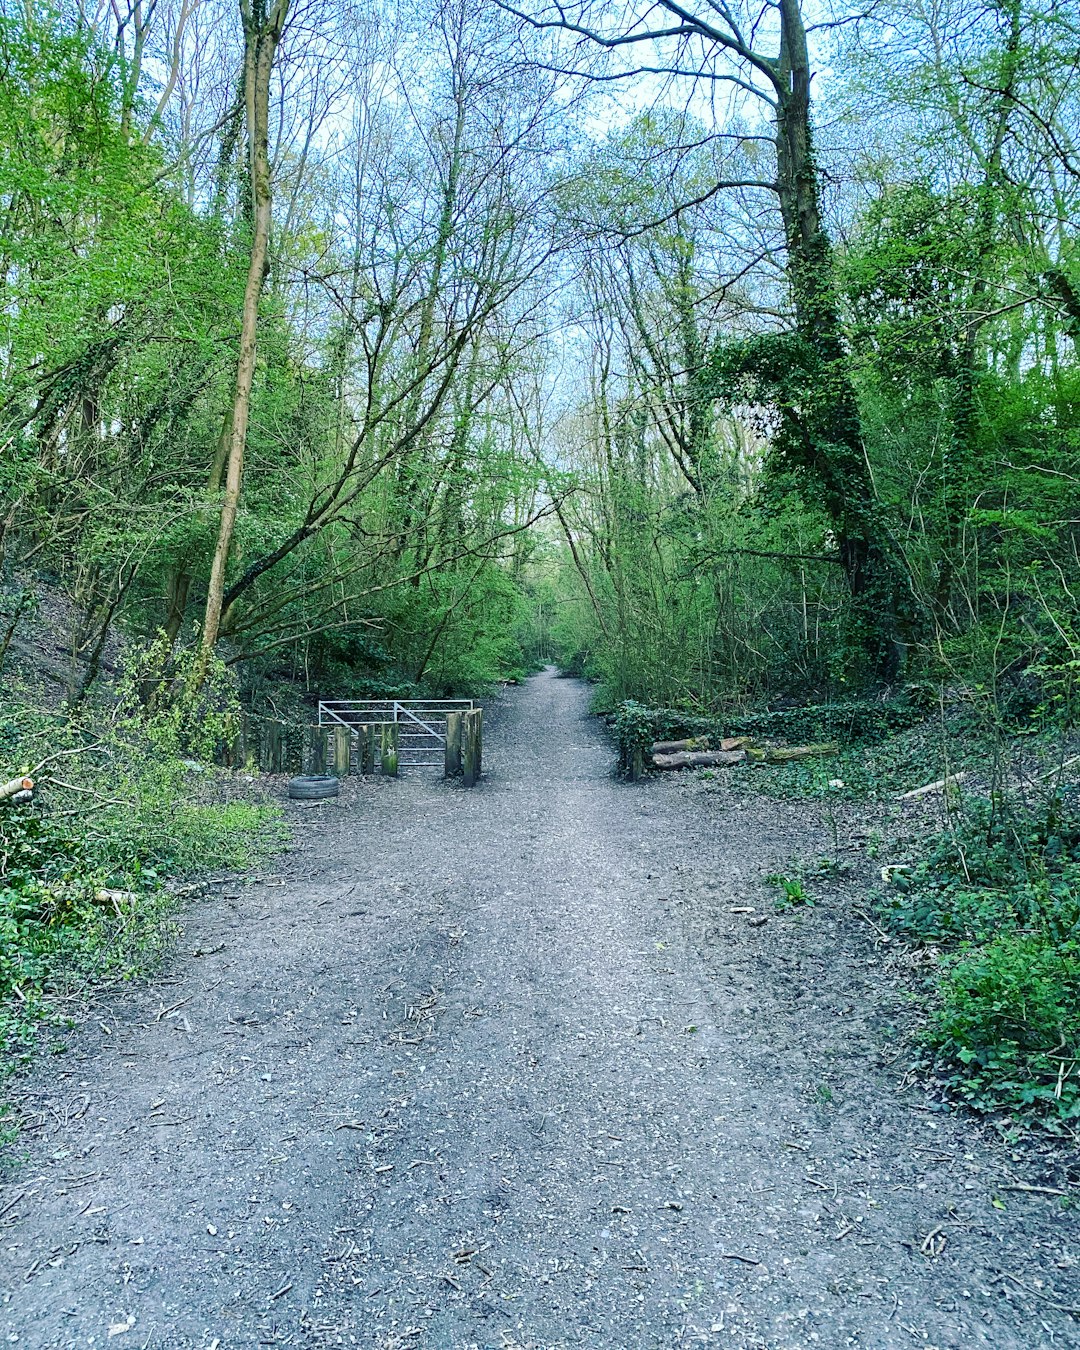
(303, 724, 326, 774)
(263, 722, 283, 773)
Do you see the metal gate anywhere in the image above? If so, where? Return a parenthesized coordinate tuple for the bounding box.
(317, 699, 475, 771)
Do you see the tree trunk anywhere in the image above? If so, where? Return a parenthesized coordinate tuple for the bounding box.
(773, 0, 911, 677)
(195, 0, 289, 684)
(936, 0, 1021, 628)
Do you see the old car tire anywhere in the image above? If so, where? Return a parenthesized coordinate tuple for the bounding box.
(287, 774, 340, 800)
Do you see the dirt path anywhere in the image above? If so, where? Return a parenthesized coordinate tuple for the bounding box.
(2, 670, 1077, 1349)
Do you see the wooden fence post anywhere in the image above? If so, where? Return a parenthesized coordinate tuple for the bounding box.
(225, 716, 247, 768)
(462, 710, 479, 788)
(445, 711, 463, 778)
(263, 721, 283, 773)
(474, 707, 482, 778)
(332, 725, 351, 777)
(629, 745, 643, 781)
(357, 724, 375, 774)
(380, 723, 399, 776)
(304, 724, 325, 774)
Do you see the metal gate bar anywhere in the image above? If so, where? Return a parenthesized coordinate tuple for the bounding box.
(316, 699, 475, 774)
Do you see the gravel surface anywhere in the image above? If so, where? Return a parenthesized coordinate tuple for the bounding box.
(2, 668, 1078, 1349)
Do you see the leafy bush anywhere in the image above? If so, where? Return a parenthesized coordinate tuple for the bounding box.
(0, 704, 283, 1067)
(119, 636, 241, 762)
(611, 700, 720, 771)
(882, 795, 1080, 942)
(880, 790, 1080, 1126)
(928, 934, 1080, 1120)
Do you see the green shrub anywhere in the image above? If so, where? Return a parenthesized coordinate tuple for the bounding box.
(927, 933, 1080, 1122)
(880, 790, 1080, 1126)
(0, 704, 284, 1068)
(882, 796, 1080, 943)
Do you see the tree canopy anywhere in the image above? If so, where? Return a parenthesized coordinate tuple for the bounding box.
(0, 0, 1076, 720)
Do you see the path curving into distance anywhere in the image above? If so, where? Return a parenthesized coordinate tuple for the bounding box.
(2, 668, 1075, 1348)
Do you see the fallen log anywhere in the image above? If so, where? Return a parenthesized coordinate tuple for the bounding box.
(651, 750, 747, 770)
(898, 771, 966, 800)
(650, 734, 756, 756)
(94, 888, 138, 910)
(0, 775, 34, 803)
(651, 736, 710, 755)
(745, 743, 839, 764)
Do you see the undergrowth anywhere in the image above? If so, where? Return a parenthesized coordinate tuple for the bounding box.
(0, 686, 285, 1105)
(612, 692, 982, 801)
(880, 790, 1080, 1128)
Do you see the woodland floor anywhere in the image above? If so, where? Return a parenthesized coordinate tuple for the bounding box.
(1, 668, 1078, 1349)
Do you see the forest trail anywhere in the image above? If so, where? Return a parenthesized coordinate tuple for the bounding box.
(2, 670, 1076, 1350)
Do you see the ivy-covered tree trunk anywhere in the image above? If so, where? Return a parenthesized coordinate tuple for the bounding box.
(773, 0, 911, 677)
(935, 0, 1021, 629)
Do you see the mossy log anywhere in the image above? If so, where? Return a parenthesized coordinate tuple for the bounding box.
(745, 742, 839, 763)
(651, 736, 711, 755)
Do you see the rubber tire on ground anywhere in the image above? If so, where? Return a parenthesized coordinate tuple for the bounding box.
(287, 774, 340, 800)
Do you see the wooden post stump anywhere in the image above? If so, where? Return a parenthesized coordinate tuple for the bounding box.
(332, 725, 351, 777)
(380, 723, 399, 777)
(445, 711, 463, 778)
(304, 724, 325, 774)
(357, 724, 375, 775)
(225, 717, 247, 768)
(263, 721, 283, 773)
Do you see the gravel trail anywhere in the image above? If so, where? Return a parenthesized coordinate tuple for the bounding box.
(2, 669, 1077, 1349)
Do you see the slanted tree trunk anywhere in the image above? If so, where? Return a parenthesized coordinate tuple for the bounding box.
(195, 0, 290, 685)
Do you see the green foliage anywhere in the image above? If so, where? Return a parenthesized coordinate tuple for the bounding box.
(0, 705, 283, 1067)
(118, 636, 241, 762)
(881, 791, 1080, 1126)
(0, 5, 549, 711)
(611, 701, 717, 771)
(769, 873, 812, 909)
(929, 934, 1080, 1121)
